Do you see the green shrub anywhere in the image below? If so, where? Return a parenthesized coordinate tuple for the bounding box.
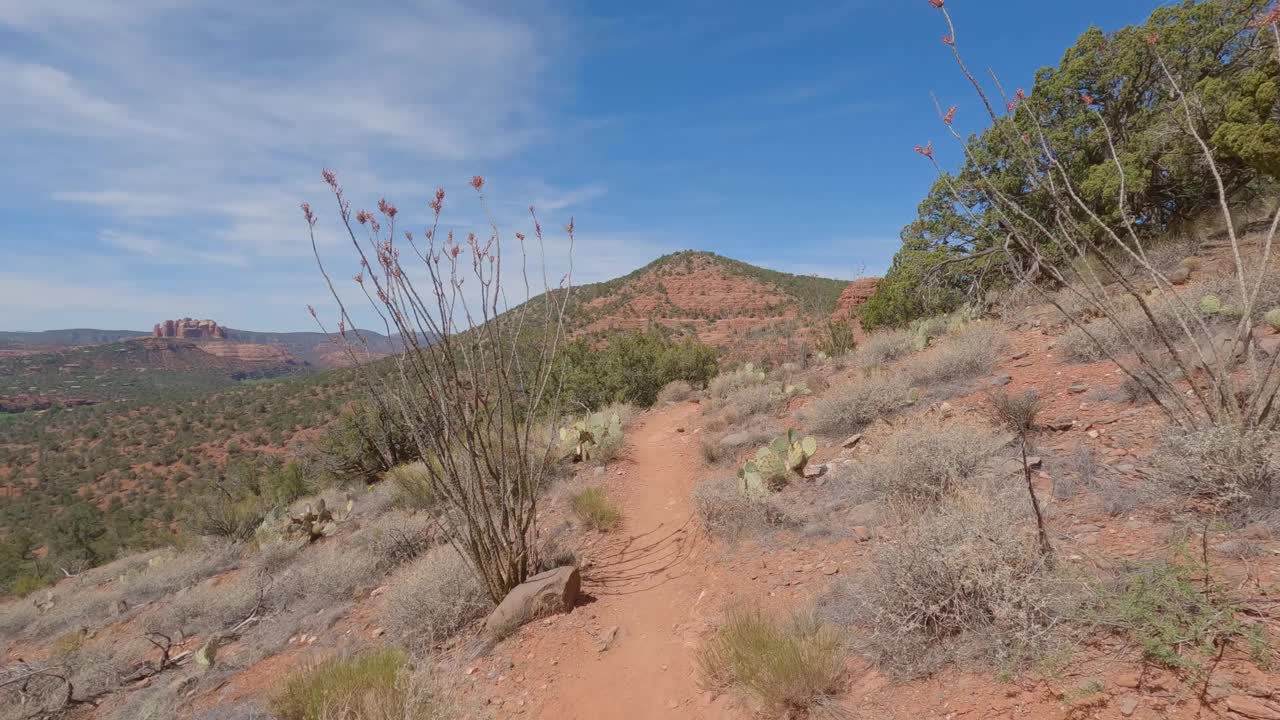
(570, 487, 622, 532)
(1087, 558, 1269, 675)
(699, 607, 845, 713)
(1265, 307, 1280, 331)
(556, 330, 717, 409)
(387, 462, 435, 511)
(819, 319, 857, 357)
(269, 649, 441, 720)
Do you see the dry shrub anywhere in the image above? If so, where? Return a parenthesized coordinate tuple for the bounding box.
(382, 546, 491, 652)
(248, 538, 304, 576)
(989, 389, 1042, 434)
(269, 648, 444, 720)
(710, 382, 784, 425)
(807, 374, 912, 436)
(657, 379, 695, 403)
(1056, 295, 1202, 364)
(903, 322, 1007, 386)
(857, 328, 916, 368)
(569, 487, 622, 532)
(1153, 426, 1280, 519)
(708, 365, 770, 402)
(355, 510, 438, 570)
(698, 607, 845, 714)
(859, 421, 1006, 505)
(692, 478, 788, 539)
(832, 489, 1061, 677)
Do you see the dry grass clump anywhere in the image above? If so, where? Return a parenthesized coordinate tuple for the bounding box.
(269, 648, 445, 720)
(827, 490, 1061, 677)
(806, 374, 912, 436)
(903, 323, 1007, 386)
(569, 487, 623, 532)
(1152, 426, 1279, 519)
(387, 461, 436, 511)
(692, 478, 788, 539)
(699, 607, 845, 714)
(859, 421, 1006, 505)
(857, 328, 916, 368)
(1056, 295, 1201, 364)
(657, 379, 695, 403)
(382, 546, 491, 652)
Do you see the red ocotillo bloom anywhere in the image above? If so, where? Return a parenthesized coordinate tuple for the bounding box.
(470, 175, 485, 191)
(942, 33, 954, 46)
(928, 0, 944, 7)
(1081, 92, 1096, 106)
(943, 105, 957, 124)
(914, 141, 934, 159)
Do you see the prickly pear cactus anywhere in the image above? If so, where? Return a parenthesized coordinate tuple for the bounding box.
(735, 430, 818, 497)
(1200, 295, 1222, 314)
(559, 411, 622, 462)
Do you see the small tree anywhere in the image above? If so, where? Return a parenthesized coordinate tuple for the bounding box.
(304, 173, 573, 602)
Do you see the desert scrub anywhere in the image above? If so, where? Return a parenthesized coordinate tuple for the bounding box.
(806, 373, 912, 436)
(692, 477, 787, 539)
(708, 382, 784, 425)
(570, 487, 622, 532)
(382, 546, 490, 651)
(1152, 425, 1279, 519)
(832, 489, 1062, 677)
(269, 648, 444, 720)
(902, 322, 1007, 386)
(387, 461, 436, 510)
(355, 510, 437, 570)
(1266, 307, 1280, 332)
(699, 607, 845, 714)
(859, 421, 1006, 505)
(656, 379, 695, 403)
(1086, 558, 1271, 675)
(857, 327, 916, 368)
(707, 364, 769, 402)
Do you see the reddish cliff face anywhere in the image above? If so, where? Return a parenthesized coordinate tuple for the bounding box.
(832, 278, 880, 320)
(153, 318, 227, 339)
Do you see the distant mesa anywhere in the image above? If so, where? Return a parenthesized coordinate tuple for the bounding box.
(153, 318, 227, 339)
(833, 278, 879, 320)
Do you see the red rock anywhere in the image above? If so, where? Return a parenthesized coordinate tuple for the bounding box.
(153, 318, 227, 339)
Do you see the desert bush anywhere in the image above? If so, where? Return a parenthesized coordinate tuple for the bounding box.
(1153, 425, 1280, 518)
(989, 390, 1042, 434)
(710, 382, 783, 425)
(387, 461, 436, 511)
(1057, 298, 1192, 364)
(859, 422, 1005, 505)
(250, 538, 304, 576)
(819, 319, 857, 357)
(656, 379, 695, 403)
(707, 364, 769, 402)
(1086, 557, 1268, 675)
(857, 328, 916, 368)
(1266, 308, 1280, 332)
(356, 510, 437, 570)
(382, 547, 490, 651)
(838, 490, 1061, 676)
(556, 330, 718, 410)
(316, 400, 418, 486)
(902, 323, 1006, 386)
(570, 487, 622, 532)
(807, 374, 912, 436)
(699, 607, 845, 714)
(269, 648, 444, 720)
(692, 478, 788, 539)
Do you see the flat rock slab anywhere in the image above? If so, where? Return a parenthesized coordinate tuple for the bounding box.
(485, 565, 580, 635)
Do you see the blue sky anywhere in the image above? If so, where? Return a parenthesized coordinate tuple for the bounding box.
(0, 0, 1163, 331)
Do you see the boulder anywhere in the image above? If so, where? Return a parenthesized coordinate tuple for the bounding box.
(990, 374, 1013, 387)
(484, 566, 580, 635)
(195, 636, 221, 670)
(1168, 265, 1192, 285)
(841, 433, 864, 449)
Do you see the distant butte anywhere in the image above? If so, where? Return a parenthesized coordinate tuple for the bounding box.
(153, 318, 227, 339)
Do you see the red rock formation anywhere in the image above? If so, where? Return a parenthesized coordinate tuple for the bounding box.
(153, 318, 227, 339)
(832, 278, 880, 320)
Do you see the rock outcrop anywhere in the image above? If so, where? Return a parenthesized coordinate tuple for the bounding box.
(832, 278, 880, 320)
(153, 318, 226, 339)
(484, 565, 580, 635)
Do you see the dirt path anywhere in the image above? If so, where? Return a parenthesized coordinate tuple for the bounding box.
(487, 401, 734, 719)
